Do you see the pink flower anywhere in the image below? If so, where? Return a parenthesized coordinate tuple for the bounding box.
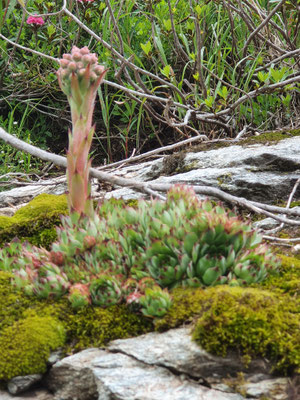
(26, 16, 45, 26)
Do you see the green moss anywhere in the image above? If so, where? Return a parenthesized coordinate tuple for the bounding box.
(0, 271, 153, 381)
(241, 129, 300, 145)
(25, 227, 58, 248)
(65, 304, 152, 351)
(0, 194, 68, 248)
(289, 201, 300, 208)
(191, 286, 299, 374)
(259, 254, 300, 295)
(0, 216, 14, 230)
(0, 314, 66, 380)
(154, 287, 207, 331)
(13, 193, 68, 221)
(0, 271, 45, 332)
(0, 213, 62, 248)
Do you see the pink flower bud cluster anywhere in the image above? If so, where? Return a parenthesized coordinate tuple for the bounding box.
(58, 46, 106, 82)
(26, 16, 45, 26)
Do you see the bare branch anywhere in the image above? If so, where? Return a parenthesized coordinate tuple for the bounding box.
(255, 49, 300, 72)
(242, 0, 287, 58)
(98, 134, 208, 170)
(1, 127, 300, 227)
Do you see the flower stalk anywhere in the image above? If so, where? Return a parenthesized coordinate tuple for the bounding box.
(57, 46, 107, 216)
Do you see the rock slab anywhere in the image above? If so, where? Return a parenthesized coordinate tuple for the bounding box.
(47, 348, 245, 400)
(46, 328, 290, 400)
(105, 136, 300, 203)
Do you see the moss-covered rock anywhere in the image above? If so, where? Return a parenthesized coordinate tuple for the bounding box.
(65, 304, 152, 351)
(191, 286, 299, 374)
(257, 254, 300, 296)
(0, 216, 14, 230)
(154, 287, 207, 331)
(0, 194, 139, 249)
(13, 193, 68, 221)
(0, 314, 66, 380)
(241, 129, 300, 145)
(155, 255, 299, 375)
(0, 271, 46, 332)
(0, 271, 153, 381)
(0, 194, 68, 248)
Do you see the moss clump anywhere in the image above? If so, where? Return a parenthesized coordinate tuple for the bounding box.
(13, 193, 68, 221)
(154, 287, 207, 331)
(191, 286, 299, 374)
(0, 271, 46, 332)
(0, 314, 66, 380)
(65, 304, 152, 351)
(0, 271, 153, 381)
(241, 129, 300, 145)
(0, 216, 14, 230)
(258, 254, 300, 296)
(0, 214, 62, 249)
(0, 194, 68, 248)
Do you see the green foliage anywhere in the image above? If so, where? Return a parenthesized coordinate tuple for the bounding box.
(0, 102, 46, 178)
(191, 286, 300, 374)
(0, 314, 66, 380)
(0, 185, 279, 318)
(156, 253, 300, 330)
(90, 275, 123, 307)
(1, 0, 298, 163)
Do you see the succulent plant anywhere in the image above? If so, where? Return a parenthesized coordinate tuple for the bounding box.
(57, 46, 107, 216)
(89, 275, 123, 307)
(68, 283, 91, 309)
(14, 262, 70, 299)
(0, 185, 279, 315)
(139, 287, 173, 318)
(0, 241, 26, 271)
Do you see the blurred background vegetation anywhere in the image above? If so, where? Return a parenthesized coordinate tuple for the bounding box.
(0, 0, 299, 179)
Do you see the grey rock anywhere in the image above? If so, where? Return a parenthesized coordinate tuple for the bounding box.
(108, 327, 271, 379)
(10, 328, 290, 400)
(0, 388, 54, 400)
(253, 206, 300, 230)
(105, 136, 300, 203)
(7, 374, 43, 395)
(46, 348, 100, 400)
(92, 351, 245, 400)
(47, 348, 246, 400)
(252, 217, 280, 230)
(239, 377, 289, 399)
(47, 349, 64, 366)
